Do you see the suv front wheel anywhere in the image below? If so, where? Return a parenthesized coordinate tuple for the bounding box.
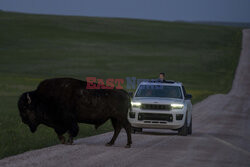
(178, 115, 188, 136)
(131, 127, 143, 133)
(188, 117, 192, 135)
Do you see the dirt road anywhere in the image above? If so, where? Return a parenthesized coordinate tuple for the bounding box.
(0, 29, 250, 167)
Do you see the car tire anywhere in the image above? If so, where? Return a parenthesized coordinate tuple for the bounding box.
(131, 127, 136, 134)
(137, 128, 143, 133)
(178, 115, 188, 136)
(188, 117, 192, 135)
(131, 127, 142, 133)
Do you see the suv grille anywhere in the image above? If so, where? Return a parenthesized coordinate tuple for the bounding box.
(138, 113, 173, 122)
(141, 104, 171, 111)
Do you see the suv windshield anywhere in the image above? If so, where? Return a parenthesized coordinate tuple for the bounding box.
(135, 85, 183, 99)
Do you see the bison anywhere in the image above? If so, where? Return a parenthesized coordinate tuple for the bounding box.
(17, 78, 132, 148)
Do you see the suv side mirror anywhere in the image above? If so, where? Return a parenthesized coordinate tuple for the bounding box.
(185, 94, 192, 100)
(128, 92, 134, 98)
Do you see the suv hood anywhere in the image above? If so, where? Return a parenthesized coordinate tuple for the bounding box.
(132, 97, 184, 105)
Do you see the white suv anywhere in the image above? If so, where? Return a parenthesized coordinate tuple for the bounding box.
(128, 80, 192, 136)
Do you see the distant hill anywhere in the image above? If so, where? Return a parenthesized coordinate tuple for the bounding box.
(193, 21, 250, 28)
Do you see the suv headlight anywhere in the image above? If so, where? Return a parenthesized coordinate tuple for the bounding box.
(131, 102, 141, 108)
(171, 103, 184, 109)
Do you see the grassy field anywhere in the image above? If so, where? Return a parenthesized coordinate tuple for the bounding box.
(0, 11, 242, 159)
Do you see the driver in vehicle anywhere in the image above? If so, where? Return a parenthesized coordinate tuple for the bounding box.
(168, 88, 177, 97)
(145, 89, 153, 97)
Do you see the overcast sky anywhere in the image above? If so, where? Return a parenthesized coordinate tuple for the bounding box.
(0, 0, 250, 22)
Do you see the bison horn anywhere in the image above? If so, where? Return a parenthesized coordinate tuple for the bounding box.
(27, 93, 31, 104)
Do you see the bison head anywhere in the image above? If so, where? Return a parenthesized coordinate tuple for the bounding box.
(18, 91, 39, 133)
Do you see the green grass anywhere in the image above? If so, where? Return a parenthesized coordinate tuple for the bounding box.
(0, 11, 242, 159)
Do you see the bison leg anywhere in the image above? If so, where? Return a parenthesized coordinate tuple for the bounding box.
(67, 122, 79, 145)
(106, 118, 122, 146)
(57, 134, 66, 144)
(55, 129, 67, 144)
(123, 120, 132, 148)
